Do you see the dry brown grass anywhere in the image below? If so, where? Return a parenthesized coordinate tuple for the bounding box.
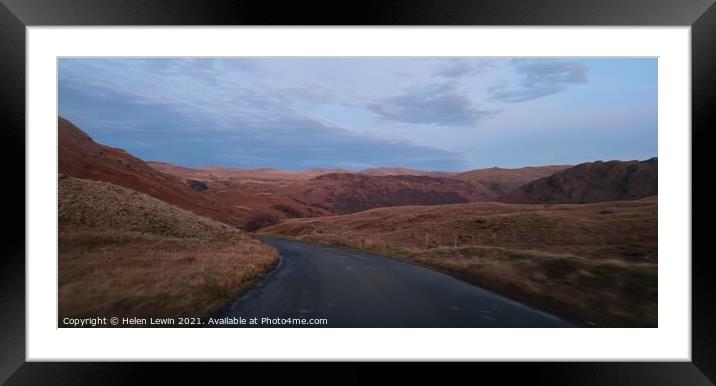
(59, 175, 278, 320)
(410, 247, 656, 327)
(263, 197, 658, 327)
(264, 197, 657, 262)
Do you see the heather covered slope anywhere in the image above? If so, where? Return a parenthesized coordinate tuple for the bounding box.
(59, 175, 278, 319)
(499, 158, 658, 204)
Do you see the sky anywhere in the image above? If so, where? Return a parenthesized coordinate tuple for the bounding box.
(58, 57, 657, 171)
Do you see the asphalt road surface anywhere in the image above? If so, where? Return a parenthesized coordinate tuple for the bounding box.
(219, 237, 573, 327)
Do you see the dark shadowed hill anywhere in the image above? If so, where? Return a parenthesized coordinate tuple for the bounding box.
(499, 158, 658, 204)
(283, 172, 497, 214)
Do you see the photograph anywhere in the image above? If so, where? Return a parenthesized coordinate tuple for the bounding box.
(56, 57, 659, 329)
(57, 57, 658, 328)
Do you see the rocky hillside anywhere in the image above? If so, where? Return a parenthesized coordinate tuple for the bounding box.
(499, 158, 658, 204)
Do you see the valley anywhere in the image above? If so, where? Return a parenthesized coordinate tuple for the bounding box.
(58, 116, 658, 327)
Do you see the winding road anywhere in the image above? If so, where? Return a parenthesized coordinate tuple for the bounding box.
(220, 237, 573, 327)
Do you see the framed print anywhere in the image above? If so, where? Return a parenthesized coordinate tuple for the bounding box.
(1, 0, 714, 384)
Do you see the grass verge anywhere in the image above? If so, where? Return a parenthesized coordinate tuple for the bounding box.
(58, 175, 279, 322)
(59, 230, 278, 320)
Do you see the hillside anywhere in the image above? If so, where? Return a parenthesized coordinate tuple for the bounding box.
(262, 197, 657, 326)
(59, 174, 278, 320)
(283, 172, 497, 214)
(151, 162, 496, 216)
(455, 165, 570, 195)
(205, 188, 330, 231)
(499, 158, 658, 204)
(59, 117, 322, 229)
(263, 197, 657, 261)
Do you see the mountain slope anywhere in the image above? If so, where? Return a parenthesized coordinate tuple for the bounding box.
(59, 117, 323, 229)
(499, 158, 658, 204)
(59, 116, 251, 226)
(150, 161, 495, 216)
(455, 165, 571, 196)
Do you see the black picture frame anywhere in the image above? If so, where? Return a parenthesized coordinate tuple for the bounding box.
(1, 0, 714, 384)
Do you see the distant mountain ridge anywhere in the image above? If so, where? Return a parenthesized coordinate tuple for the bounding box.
(150, 161, 499, 215)
(286, 172, 496, 214)
(359, 167, 455, 177)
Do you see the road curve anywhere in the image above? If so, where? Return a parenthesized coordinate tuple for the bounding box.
(219, 237, 573, 327)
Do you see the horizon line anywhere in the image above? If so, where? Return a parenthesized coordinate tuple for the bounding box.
(146, 156, 658, 174)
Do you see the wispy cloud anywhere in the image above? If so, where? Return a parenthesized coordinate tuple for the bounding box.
(59, 59, 336, 128)
(58, 57, 655, 170)
(489, 59, 589, 103)
(365, 82, 497, 127)
(59, 59, 468, 170)
(433, 58, 495, 79)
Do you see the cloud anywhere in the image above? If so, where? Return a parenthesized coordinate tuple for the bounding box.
(365, 82, 497, 127)
(59, 60, 468, 171)
(63, 100, 468, 171)
(433, 58, 495, 78)
(58, 57, 657, 171)
(277, 85, 336, 105)
(489, 59, 588, 103)
(393, 70, 414, 78)
(143, 58, 262, 76)
(215, 116, 468, 170)
(58, 59, 337, 128)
